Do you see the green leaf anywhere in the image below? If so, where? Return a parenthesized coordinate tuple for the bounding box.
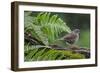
(25, 45, 85, 61)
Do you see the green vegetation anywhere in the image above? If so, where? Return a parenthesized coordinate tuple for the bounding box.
(24, 12, 90, 61)
(25, 12, 71, 45)
(24, 45, 85, 61)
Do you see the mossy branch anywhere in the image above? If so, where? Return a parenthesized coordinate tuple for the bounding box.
(25, 32, 90, 58)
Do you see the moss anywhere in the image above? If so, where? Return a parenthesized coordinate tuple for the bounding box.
(24, 45, 85, 61)
(70, 53, 85, 59)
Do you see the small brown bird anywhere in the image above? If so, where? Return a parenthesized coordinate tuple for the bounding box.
(61, 29, 80, 45)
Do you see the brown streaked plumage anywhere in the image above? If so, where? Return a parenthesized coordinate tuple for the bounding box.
(61, 29, 80, 45)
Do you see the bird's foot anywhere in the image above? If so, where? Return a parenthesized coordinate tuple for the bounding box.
(68, 45, 80, 50)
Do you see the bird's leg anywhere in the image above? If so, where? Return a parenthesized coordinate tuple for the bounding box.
(67, 44, 80, 50)
(65, 42, 71, 46)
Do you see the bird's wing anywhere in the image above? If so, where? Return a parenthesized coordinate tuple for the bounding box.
(63, 33, 77, 44)
(64, 33, 77, 40)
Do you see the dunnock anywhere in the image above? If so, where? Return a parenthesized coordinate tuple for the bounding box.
(61, 29, 80, 45)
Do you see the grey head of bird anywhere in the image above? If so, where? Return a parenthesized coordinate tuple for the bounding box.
(72, 29, 80, 34)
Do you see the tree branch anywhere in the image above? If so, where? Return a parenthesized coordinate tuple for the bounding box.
(24, 32, 45, 45)
(51, 48, 90, 58)
(24, 33, 90, 58)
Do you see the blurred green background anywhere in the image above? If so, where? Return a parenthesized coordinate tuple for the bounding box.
(30, 11, 90, 48)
